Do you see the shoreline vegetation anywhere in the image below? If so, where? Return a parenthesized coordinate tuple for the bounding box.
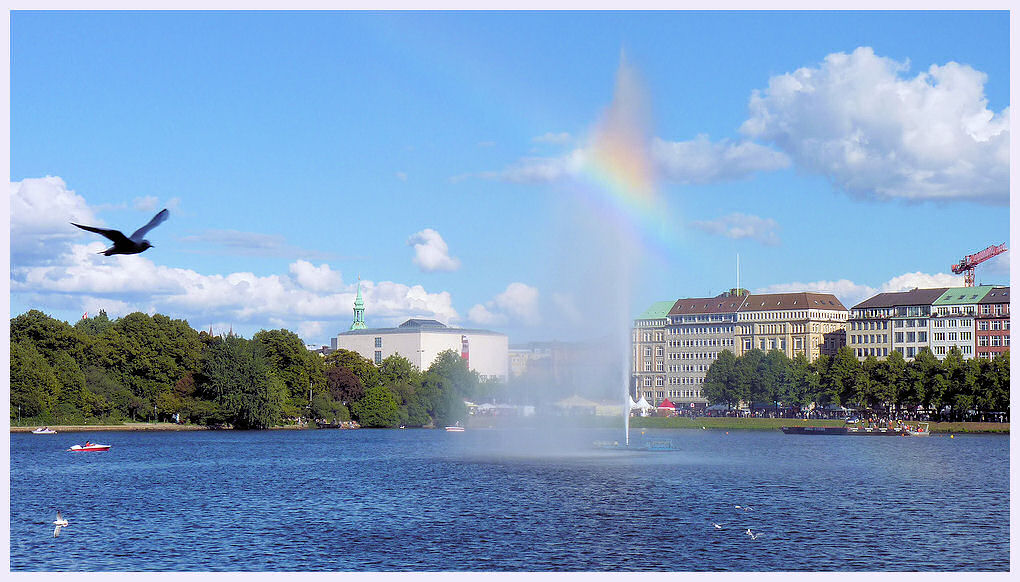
(11, 417, 1008, 434)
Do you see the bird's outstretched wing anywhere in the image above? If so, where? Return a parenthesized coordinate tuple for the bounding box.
(71, 223, 131, 245)
(129, 209, 169, 242)
(53, 524, 62, 537)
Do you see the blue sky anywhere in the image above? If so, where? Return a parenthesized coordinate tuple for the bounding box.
(9, 10, 1011, 347)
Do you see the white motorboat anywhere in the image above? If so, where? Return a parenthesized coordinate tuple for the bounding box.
(32, 427, 57, 434)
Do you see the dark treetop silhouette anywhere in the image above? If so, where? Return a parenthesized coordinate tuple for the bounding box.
(71, 208, 169, 256)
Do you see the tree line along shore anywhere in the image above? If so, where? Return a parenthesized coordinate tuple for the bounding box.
(10, 309, 1010, 431)
(11, 309, 498, 430)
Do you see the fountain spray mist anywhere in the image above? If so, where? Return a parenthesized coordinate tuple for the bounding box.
(545, 52, 663, 447)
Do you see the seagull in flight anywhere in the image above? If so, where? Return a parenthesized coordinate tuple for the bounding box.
(53, 511, 68, 537)
(712, 523, 723, 529)
(71, 208, 169, 256)
(746, 528, 759, 540)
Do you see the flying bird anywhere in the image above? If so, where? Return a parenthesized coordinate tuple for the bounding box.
(746, 528, 759, 540)
(71, 208, 169, 256)
(53, 511, 68, 537)
(712, 523, 723, 529)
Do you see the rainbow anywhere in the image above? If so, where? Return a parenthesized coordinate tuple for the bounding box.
(571, 56, 681, 260)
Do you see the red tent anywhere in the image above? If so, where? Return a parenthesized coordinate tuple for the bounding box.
(657, 398, 676, 409)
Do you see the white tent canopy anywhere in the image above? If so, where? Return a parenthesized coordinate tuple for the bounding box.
(632, 396, 654, 411)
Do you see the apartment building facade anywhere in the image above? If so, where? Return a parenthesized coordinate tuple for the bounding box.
(849, 288, 946, 360)
(849, 286, 1011, 361)
(632, 290, 848, 407)
(734, 292, 848, 361)
(631, 301, 675, 400)
(663, 292, 745, 406)
(976, 286, 1010, 360)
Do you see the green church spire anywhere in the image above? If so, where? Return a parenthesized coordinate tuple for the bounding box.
(350, 277, 367, 330)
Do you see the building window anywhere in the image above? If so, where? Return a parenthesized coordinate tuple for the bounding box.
(374, 350, 382, 365)
(374, 337, 382, 348)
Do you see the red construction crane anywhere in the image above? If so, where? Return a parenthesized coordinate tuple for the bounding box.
(951, 243, 1008, 287)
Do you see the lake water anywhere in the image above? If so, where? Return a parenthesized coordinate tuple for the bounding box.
(9, 426, 1010, 571)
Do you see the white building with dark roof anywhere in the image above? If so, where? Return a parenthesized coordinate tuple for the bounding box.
(334, 318, 509, 381)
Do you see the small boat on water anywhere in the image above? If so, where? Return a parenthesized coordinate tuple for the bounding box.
(67, 442, 111, 452)
(32, 427, 57, 435)
(444, 424, 465, 432)
(782, 422, 929, 437)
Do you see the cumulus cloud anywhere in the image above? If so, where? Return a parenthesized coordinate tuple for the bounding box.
(468, 282, 541, 327)
(690, 212, 781, 246)
(11, 246, 459, 342)
(289, 260, 344, 293)
(740, 46, 1009, 204)
(10, 176, 100, 266)
(756, 271, 967, 310)
(407, 228, 461, 272)
(10, 178, 461, 343)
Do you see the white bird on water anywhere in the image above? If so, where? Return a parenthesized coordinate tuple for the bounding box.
(746, 528, 759, 540)
(53, 512, 68, 537)
(713, 523, 723, 529)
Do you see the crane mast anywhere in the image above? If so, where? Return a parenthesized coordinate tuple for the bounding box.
(950, 243, 1008, 287)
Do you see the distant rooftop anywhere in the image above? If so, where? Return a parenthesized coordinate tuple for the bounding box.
(339, 318, 504, 337)
(852, 288, 949, 310)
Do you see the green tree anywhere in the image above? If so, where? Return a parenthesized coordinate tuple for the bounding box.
(199, 335, 286, 429)
(733, 349, 764, 408)
(427, 350, 479, 399)
(703, 350, 740, 408)
(10, 340, 59, 419)
(821, 346, 860, 407)
(74, 309, 114, 337)
(909, 348, 948, 416)
(351, 384, 400, 428)
(325, 349, 380, 389)
(379, 353, 422, 387)
(253, 329, 326, 415)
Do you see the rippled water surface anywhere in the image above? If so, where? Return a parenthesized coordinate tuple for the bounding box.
(9, 427, 1009, 571)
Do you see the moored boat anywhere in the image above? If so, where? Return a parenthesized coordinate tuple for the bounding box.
(32, 427, 57, 434)
(782, 422, 930, 437)
(444, 424, 465, 432)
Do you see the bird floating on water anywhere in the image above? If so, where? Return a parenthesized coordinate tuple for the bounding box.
(71, 208, 169, 256)
(53, 511, 68, 537)
(713, 523, 723, 529)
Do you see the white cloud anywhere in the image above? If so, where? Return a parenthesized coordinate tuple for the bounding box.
(756, 271, 967, 310)
(407, 228, 461, 272)
(468, 282, 541, 327)
(289, 260, 344, 293)
(481, 149, 587, 184)
(479, 135, 788, 185)
(10, 176, 100, 266)
(133, 196, 160, 212)
(690, 212, 781, 246)
(741, 46, 1009, 204)
(652, 136, 790, 183)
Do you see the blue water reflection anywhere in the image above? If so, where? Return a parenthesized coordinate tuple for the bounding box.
(10, 427, 1009, 571)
